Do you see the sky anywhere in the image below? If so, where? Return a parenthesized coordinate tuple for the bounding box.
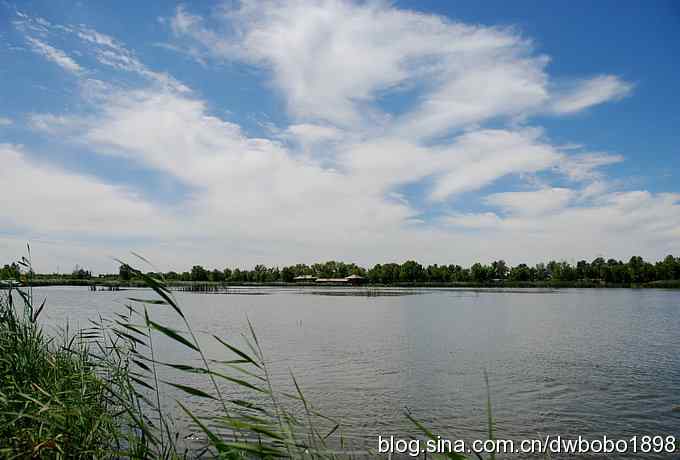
(0, 0, 679, 274)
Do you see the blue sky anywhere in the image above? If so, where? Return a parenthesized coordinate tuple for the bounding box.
(0, 0, 679, 273)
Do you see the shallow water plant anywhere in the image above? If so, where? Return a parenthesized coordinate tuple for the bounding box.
(0, 277, 118, 458)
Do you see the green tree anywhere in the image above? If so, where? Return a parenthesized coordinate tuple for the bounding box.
(399, 260, 424, 282)
(470, 263, 490, 283)
(491, 260, 508, 279)
(575, 260, 589, 280)
(509, 263, 532, 281)
(627, 256, 645, 283)
(190, 265, 209, 281)
(281, 266, 294, 282)
(72, 265, 91, 279)
(0, 263, 20, 280)
(210, 269, 225, 282)
(119, 264, 132, 281)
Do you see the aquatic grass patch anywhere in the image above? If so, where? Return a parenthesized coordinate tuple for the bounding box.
(0, 250, 175, 459)
(0, 285, 119, 458)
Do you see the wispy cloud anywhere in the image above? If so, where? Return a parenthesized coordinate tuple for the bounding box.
(25, 36, 82, 74)
(15, 12, 189, 92)
(558, 152, 624, 181)
(552, 75, 633, 114)
(75, 25, 190, 92)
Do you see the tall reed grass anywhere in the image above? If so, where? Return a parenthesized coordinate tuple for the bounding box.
(0, 256, 119, 458)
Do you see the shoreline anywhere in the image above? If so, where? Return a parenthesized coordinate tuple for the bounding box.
(12, 279, 680, 289)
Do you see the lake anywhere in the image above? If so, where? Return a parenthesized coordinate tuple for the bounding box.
(27, 286, 680, 458)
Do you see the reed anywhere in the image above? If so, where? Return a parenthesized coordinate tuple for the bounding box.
(0, 276, 118, 457)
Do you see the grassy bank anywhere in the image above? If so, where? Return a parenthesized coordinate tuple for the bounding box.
(0, 288, 119, 457)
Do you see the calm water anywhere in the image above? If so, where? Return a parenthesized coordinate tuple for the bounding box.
(27, 286, 680, 457)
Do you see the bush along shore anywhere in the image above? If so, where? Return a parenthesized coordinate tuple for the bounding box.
(0, 255, 501, 459)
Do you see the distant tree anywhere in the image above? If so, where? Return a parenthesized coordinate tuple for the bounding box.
(190, 265, 209, 282)
(72, 265, 91, 279)
(119, 264, 132, 281)
(446, 264, 467, 282)
(575, 260, 589, 280)
(347, 263, 366, 277)
(399, 260, 424, 282)
(281, 266, 294, 282)
(470, 263, 490, 283)
(590, 257, 606, 279)
(382, 263, 400, 283)
(628, 256, 645, 283)
(367, 264, 383, 283)
(491, 260, 508, 279)
(656, 255, 679, 281)
(509, 263, 532, 281)
(426, 264, 444, 282)
(534, 263, 549, 281)
(0, 263, 20, 280)
(210, 269, 225, 282)
(605, 259, 629, 284)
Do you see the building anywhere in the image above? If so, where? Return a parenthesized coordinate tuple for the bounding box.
(293, 275, 317, 282)
(345, 274, 367, 285)
(315, 275, 367, 285)
(315, 277, 349, 284)
(293, 274, 367, 285)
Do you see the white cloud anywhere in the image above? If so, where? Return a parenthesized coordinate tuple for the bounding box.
(397, 55, 549, 139)
(558, 152, 624, 181)
(446, 212, 502, 229)
(485, 187, 575, 216)
(286, 124, 342, 144)
(25, 36, 82, 74)
(36, 89, 415, 246)
(168, 1, 632, 135)
(5, 2, 676, 272)
(441, 191, 680, 262)
(28, 113, 85, 134)
(429, 129, 561, 200)
(169, 1, 552, 132)
(552, 75, 633, 114)
(0, 144, 174, 237)
(0, 117, 12, 126)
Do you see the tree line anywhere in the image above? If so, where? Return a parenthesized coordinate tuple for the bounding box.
(4, 255, 680, 285)
(119, 255, 680, 284)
